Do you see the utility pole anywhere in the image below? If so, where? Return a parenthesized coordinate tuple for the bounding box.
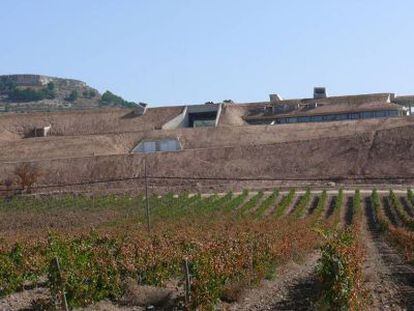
(144, 157, 151, 233)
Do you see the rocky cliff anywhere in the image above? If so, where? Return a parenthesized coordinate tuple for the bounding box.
(0, 74, 101, 112)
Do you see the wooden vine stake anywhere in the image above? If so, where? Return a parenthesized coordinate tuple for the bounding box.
(54, 256, 69, 311)
(183, 258, 191, 305)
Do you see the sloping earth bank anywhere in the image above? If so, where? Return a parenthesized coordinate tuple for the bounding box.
(1, 122, 414, 194)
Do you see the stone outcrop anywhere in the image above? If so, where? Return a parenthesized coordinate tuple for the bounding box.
(0, 74, 100, 112)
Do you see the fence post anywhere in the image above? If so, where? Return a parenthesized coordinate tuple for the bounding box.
(54, 256, 69, 311)
(144, 158, 151, 233)
(183, 259, 191, 305)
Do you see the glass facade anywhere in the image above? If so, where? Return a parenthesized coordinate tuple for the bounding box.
(193, 119, 216, 127)
(132, 138, 182, 153)
(272, 110, 401, 125)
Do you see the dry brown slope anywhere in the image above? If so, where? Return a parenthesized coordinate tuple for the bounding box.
(1, 117, 413, 163)
(1, 121, 413, 188)
(0, 106, 183, 137)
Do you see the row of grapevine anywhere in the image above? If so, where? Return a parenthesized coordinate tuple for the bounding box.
(388, 190, 414, 230)
(371, 189, 414, 262)
(371, 189, 390, 232)
(222, 190, 249, 212)
(328, 188, 344, 228)
(254, 190, 279, 218)
(3, 188, 372, 310)
(273, 189, 295, 218)
(238, 191, 264, 216)
(0, 194, 143, 212)
(317, 189, 366, 310)
(290, 188, 311, 219)
(408, 189, 414, 207)
(311, 190, 328, 220)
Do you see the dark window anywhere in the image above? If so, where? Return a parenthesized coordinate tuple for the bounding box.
(132, 138, 181, 153)
(375, 111, 386, 118)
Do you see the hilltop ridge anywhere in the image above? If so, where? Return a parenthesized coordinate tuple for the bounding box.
(0, 74, 136, 112)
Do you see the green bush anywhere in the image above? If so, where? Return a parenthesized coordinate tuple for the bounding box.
(66, 90, 78, 102)
(0, 77, 16, 94)
(100, 91, 136, 108)
(7, 84, 56, 102)
(82, 89, 96, 98)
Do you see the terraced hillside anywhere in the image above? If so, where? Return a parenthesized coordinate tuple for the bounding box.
(0, 111, 414, 193)
(1, 189, 414, 310)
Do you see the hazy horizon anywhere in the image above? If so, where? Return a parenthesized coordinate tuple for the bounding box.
(1, 0, 414, 106)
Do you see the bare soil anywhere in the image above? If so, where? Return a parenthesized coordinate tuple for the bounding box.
(344, 195, 354, 226)
(364, 196, 414, 310)
(0, 208, 120, 242)
(324, 195, 336, 219)
(307, 195, 320, 216)
(224, 252, 320, 311)
(283, 194, 300, 216)
(400, 196, 414, 217)
(0, 287, 50, 311)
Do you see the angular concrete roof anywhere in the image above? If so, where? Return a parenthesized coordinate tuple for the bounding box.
(242, 93, 402, 120)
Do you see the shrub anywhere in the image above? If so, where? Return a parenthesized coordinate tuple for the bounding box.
(7, 84, 56, 102)
(14, 163, 42, 193)
(0, 76, 16, 94)
(100, 91, 136, 108)
(66, 90, 78, 102)
(82, 89, 96, 98)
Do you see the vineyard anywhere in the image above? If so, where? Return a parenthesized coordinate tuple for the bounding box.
(1, 189, 414, 310)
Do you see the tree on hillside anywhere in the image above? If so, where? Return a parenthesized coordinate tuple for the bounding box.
(9, 88, 44, 102)
(0, 77, 16, 94)
(66, 90, 79, 102)
(100, 90, 136, 108)
(83, 89, 96, 98)
(43, 82, 56, 99)
(6, 82, 56, 102)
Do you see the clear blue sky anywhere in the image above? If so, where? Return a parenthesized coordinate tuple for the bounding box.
(1, 1, 413, 106)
